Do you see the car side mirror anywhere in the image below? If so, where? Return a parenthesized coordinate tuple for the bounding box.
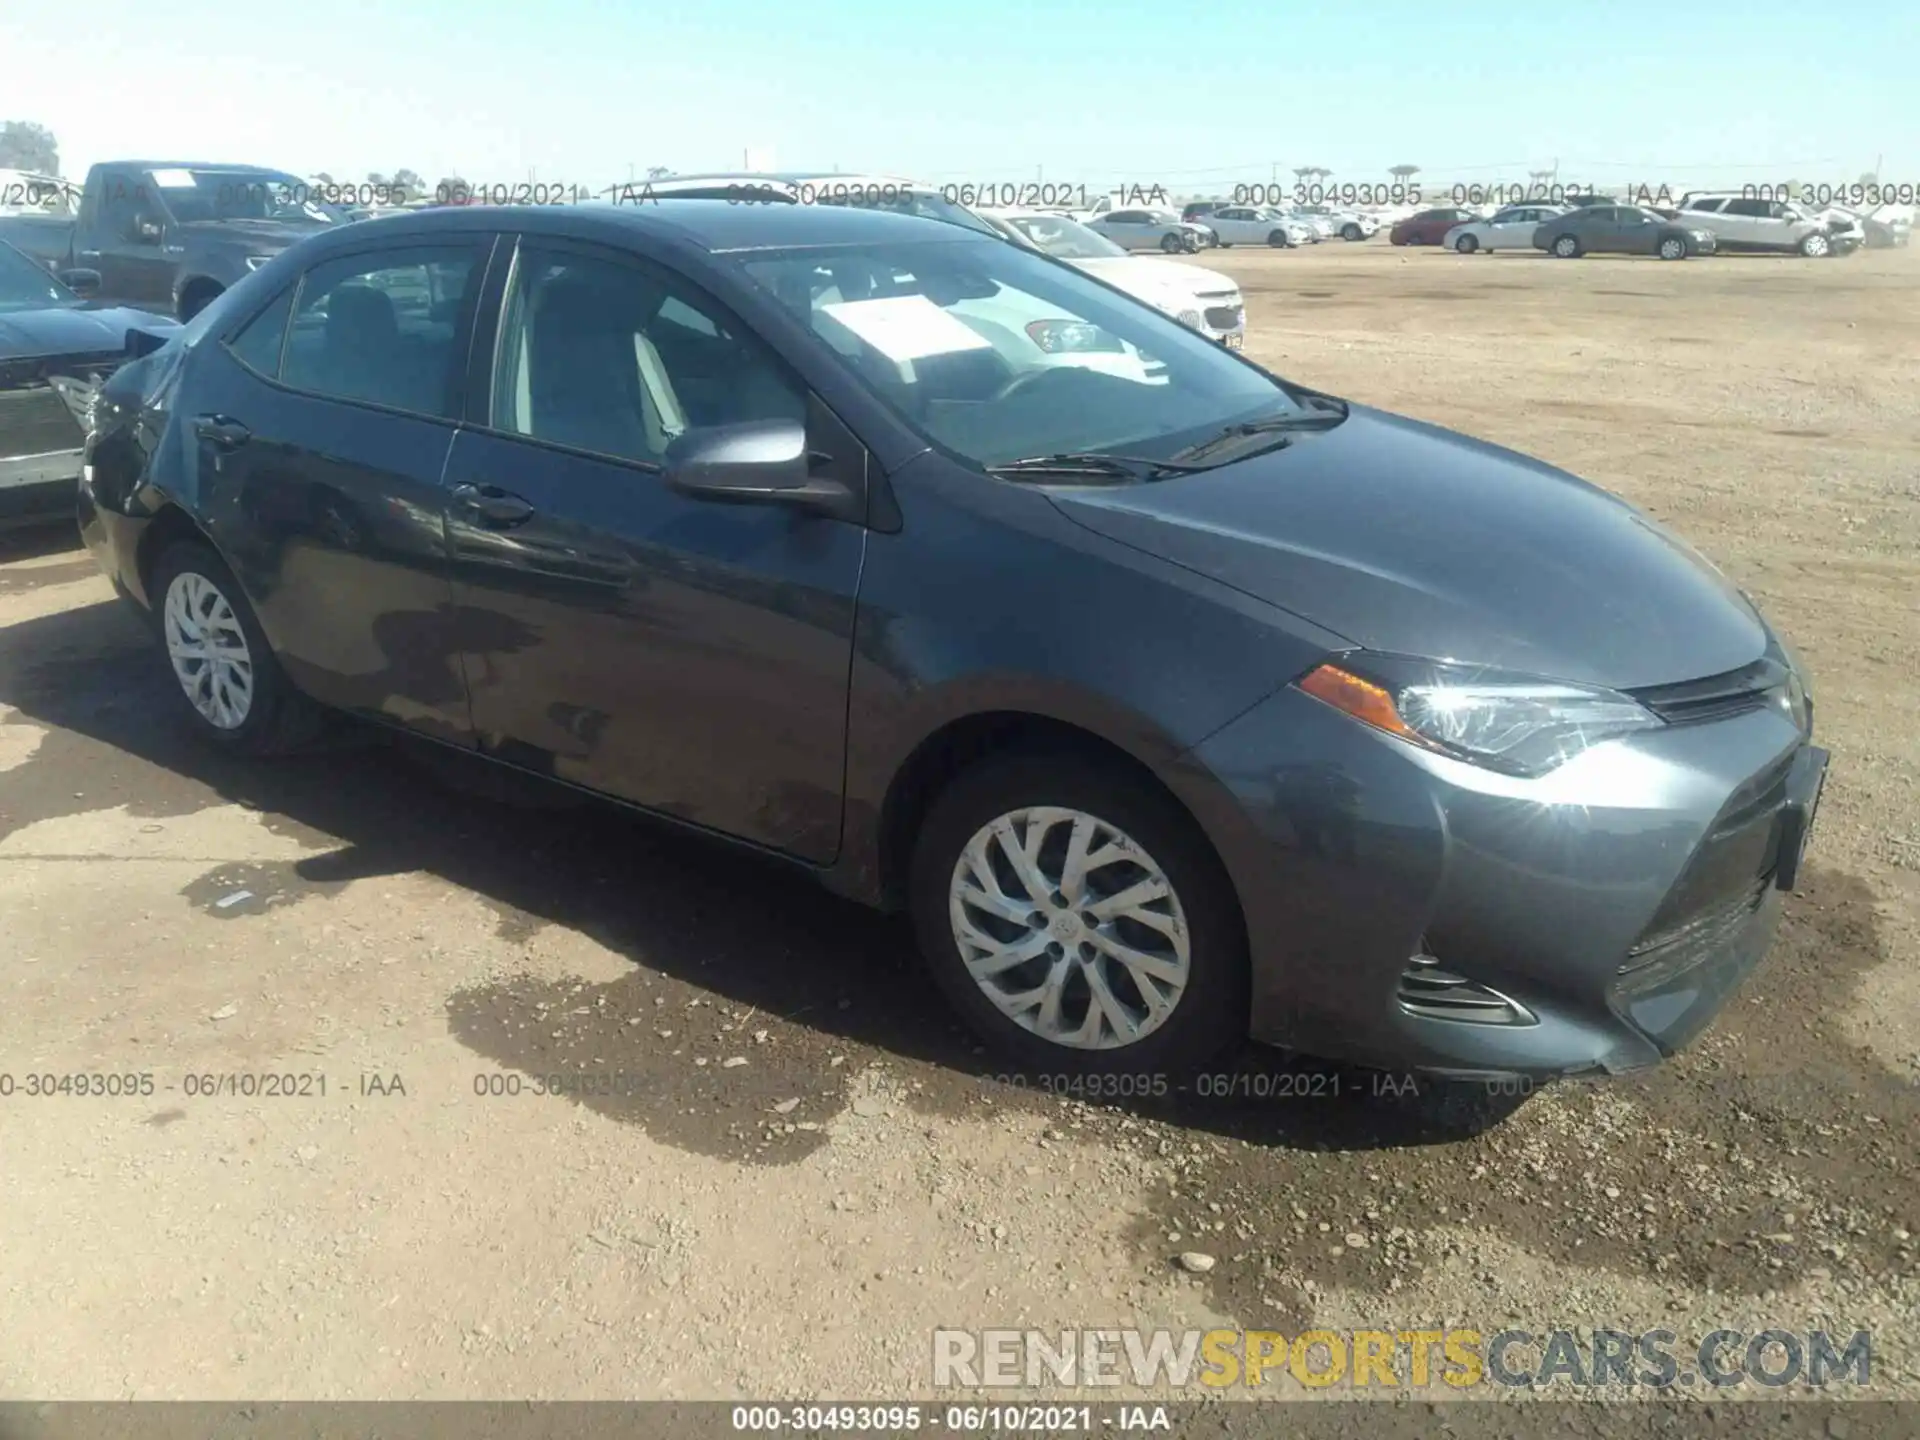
(59, 267, 103, 298)
(663, 418, 863, 525)
(134, 217, 163, 243)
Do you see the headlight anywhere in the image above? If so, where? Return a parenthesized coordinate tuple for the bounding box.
(1776, 669, 1811, 733)
(245, 255, 274, 271)
(1025, 319, 1123, 354)
(1175, 309, 1203, 329)
(1296, 653, 1664, 776)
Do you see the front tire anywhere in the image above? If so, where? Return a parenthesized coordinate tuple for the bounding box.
(1161, 233, 1184, 254)
(150, 541, 323, 755)
(1799, 231, 1831, 257)
(1657, 236, 1688, 260)
(910, 752, 1245, 1077)
(1341, 222, 1363, 241)
(1266, 229, 1292, 248)
(1454, 233, 1479, 253)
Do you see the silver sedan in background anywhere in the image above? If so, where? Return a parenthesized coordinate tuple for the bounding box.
(1085, 207, 1212, 253)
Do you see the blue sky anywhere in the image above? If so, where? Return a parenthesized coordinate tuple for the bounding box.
(4, 0, 1914, 193)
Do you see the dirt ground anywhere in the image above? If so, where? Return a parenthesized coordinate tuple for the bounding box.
(1, 241, 1916, 1406)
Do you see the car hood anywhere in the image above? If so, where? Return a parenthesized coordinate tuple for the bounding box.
(0, 304, 178, 362)
(1074, 256, 1235, 300)
(1048, 404, 1769, 689)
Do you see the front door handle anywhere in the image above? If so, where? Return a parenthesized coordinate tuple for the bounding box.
(450, 482, 536, 528)
(192, 414, 251, 451)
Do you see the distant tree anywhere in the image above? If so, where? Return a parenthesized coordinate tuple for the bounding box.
(390, 168, 423, 200)
(433, 176, 470, 204)
(1388, 164, 1421, 180)
(646, 165, 671, 180)
(0, 120, 59, 173)
(1858, 170, 1877, 184)
(314, 171, 335, 184)
(366, 172, 388, 187)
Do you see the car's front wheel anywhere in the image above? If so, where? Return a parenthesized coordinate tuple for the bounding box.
(150, 541, 323, 755)
(1454, 233, 1479, 253)
(1160, 233, 1185, 254)
(910, 753, 1245, 1076)
(1266, 229, 1293, 248)
(1657, 236, 1688, 260)
(1799, 231, 1831, 257)
(1341, 223, 1364, 241)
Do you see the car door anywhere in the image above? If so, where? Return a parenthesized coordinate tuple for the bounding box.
(1100, 211, 1149, 251)
(80, 174, 174, 309)
(439, 235, 867, 862)
(187, 235, 496, 741)
(1485, 208, 1532, 249)
(1618, 208, 1663, 253)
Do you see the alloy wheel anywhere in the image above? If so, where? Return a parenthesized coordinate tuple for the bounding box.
(164, 571, 254, 729)
(947, 806, 1191, 1050)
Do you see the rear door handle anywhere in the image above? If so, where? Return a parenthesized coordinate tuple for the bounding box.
(191, 414, 251, 451)
(450, 482, 536, 528)
(77, 249, 102, 261)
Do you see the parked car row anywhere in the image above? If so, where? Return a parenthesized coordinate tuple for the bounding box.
(1404, 195, 1871, 260)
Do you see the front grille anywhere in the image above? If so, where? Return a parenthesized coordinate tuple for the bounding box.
(0, 385, 84, 461)
(1616, 877, 1769, 996)
(1633, 748, 1796, 952)
(1397, 950, 1536, 1026)
(1204, 305, 1245, 330)
(1629, 656, 1785, 726)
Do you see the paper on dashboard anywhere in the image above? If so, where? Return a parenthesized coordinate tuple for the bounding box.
(818, 295, 992, 363)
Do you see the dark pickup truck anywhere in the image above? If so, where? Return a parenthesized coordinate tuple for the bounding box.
(0, 160, 350, 321)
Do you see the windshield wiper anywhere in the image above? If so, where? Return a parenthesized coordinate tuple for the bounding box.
(985, 451, 1212, 484)
(1169, 402, 1348, 463)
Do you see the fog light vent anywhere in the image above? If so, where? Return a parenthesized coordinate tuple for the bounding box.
(1397, 949, 1536, 1026)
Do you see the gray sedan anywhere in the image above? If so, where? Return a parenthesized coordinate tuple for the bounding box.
(1533, 205, 1717, 259)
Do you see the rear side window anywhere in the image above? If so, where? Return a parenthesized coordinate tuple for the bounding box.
(280, 245, 483, 419)
(226, 286, 294, 378)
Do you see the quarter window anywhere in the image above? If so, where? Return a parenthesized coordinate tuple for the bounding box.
(491, 245, 805, 467)
(225, 285, 295, 378)
(280, 245, 481, 419)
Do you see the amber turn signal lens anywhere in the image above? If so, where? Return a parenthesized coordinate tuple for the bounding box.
(1297, 662, 1422, 742)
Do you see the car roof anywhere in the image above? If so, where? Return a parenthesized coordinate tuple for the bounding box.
(109, 161, 288, 173)
(314, 198, 988, 254)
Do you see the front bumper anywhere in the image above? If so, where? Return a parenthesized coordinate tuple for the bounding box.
(1186, 681, 1825, 1079)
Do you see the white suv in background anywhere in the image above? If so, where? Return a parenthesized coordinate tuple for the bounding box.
(1675, 192, 1864, 257)
(982, 209, 1247, 348)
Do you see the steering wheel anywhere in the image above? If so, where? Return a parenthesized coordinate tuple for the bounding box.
(988, 364, 1076, 405)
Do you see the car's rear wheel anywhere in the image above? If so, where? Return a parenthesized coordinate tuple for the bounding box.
(1799, 232, 1831, 257)
(1551, 234, 1582, 258)
(1454, 233, 1479, 253)
(150, 541, 323, 755)
(1657, 236, 1688, 260)
(910, 752, 1245, 1076)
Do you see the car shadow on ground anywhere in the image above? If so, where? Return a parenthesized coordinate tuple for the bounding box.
(0, 595, 1527, 1164)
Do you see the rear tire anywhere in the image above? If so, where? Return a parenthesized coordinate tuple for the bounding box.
(149, 541, 324, 756)
(910, 752, 1245, 1078)
(1551, 234, 1582, 258)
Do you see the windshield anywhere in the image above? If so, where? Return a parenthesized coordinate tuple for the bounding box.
(737, 236, 1301, 469)
(998, 213, 1128, 259)
(0, 241, 76, 312)
(146, 169, 344, 225)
